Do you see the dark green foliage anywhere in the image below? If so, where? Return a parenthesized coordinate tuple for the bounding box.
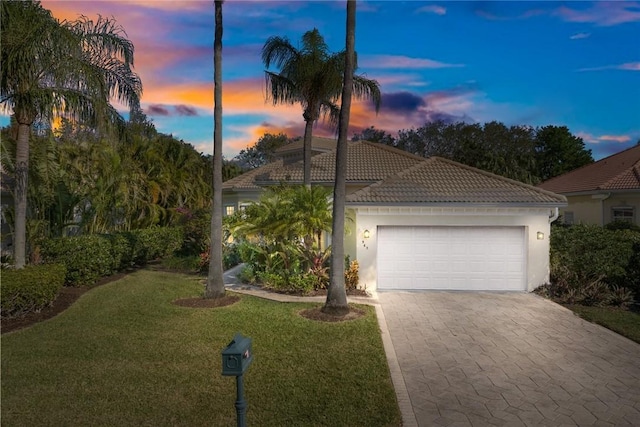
(605, 220, 640, 232)
(534, 125, 593, 182)
(41, 227, 183, 286)
(1, 264, 66, 318)
(369, 121, 592, 184)
(233, 133, 292, 169)
(42, 235, 113, 286)
(177, 208, 211, 256)
(101, 233, 133, 271)
(545, 224, 640, 306)
(125, 227, 184, 265)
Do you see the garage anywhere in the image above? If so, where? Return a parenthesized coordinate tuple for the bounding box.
(377, 226, 526, 291)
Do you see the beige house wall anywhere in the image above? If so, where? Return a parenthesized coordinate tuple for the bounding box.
(349, 206, 555, 292)
(561, 192, 640, 226)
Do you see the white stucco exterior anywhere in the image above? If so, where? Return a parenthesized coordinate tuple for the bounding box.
(348, 206, 555, 292)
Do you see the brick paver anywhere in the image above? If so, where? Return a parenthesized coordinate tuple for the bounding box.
(379, 291, 640, 426)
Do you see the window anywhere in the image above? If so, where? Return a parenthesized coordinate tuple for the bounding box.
(225, 205, 235, 216)
(563, 211, 574, 225)
(612, 207, 634, 223)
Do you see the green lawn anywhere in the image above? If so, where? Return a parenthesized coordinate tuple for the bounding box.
(1, 270, 401, 427)
(565, 304, 640, 344)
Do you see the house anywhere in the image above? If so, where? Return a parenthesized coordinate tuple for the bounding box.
(223, 138, 567, 292)
(538, 144, 640, 226)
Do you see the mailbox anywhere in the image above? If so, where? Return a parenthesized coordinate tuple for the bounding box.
(221, 333, 253, 376)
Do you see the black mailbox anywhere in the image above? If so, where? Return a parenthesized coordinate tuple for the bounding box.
(221, 333, 253, 376)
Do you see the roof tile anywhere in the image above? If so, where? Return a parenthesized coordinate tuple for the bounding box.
(346, 157, 566, 205)
(538, 145, 640, 193)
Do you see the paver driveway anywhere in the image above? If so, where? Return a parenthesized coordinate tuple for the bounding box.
(378, 291, 640, 426)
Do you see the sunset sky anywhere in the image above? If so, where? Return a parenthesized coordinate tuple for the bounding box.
(11, 1, 640, 159)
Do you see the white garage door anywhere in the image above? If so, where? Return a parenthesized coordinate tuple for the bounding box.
(377, 226, 525, 291)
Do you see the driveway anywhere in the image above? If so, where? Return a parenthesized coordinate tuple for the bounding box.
(377, 291, 640, 426)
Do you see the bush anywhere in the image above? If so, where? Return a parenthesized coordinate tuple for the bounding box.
(551, 225, 639, 288)
(177, 208, 211, 256)
(102, 233, 133, 271)
(345, 259, 359, 291)
(125, 227, 184, 265)
(545, 224, 640, 306)
(42, 235, 113, 286)
(1, 264, 66, 318)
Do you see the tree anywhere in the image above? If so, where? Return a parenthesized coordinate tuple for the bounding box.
(352, 126, 395, 145)
(205, 0, 225, 299)
(534, 125, 593, 182)
(262, 27, 380, 186)
(234, 132, 291, 169)
(324, 0, 357, 316)
(1, 1, 141, 268)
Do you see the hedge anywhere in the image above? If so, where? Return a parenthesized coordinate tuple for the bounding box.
(550, 224, 640, 297)
(42, 235, 113, 286)
(41, 227, 184, 287)
(1, 264, 66, 318)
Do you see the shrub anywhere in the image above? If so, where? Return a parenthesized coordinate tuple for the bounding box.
(42, 235, 113, 286)
(238, 265, 257, 284)
(345, 259, 359, 291)
(125, 227, 184, 265)
(177, 208, 211, 256)
(102, 233, 132, 271)
(550, 225, 638, 288)
(1, 264, 66, 318)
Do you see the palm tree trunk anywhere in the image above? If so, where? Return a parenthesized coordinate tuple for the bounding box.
(323, 0, 356, 315)
(205, 0, 225, 298)
(13, 121, 30, 269)
(302, 117, 314, 187)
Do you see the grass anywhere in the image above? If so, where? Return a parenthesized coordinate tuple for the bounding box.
(565, 304, 640, 344)
(1, 270, 401, 427)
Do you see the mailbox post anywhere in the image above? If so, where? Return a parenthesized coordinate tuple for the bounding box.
(222, 333, 253, 427)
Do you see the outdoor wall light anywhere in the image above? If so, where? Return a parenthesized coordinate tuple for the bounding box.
(363, 229, 371, 239)
(537, 231, 544, 240)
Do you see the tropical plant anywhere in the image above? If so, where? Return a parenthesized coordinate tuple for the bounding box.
(1, 1, 142, 267)
(324, 0, 356, 315)
(262, 26, 381, 186)
(205, 0, 225, 299)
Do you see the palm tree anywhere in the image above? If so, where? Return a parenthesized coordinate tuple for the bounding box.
(262, 27, 381, 187)
(205, 0, 225, 299)
(323, 0, 357, 316)
(1, 1, 142, 268)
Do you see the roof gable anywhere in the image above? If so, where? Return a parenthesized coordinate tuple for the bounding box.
(223, 140, 425, 190)
(538, 145, 640, 194)
(346, 157, 567, 206)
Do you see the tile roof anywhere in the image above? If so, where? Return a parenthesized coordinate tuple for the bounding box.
(346, 157, 567, 205)
(538, 144, 640, 194)
(223, 141, 425, 190)
(224, 140, 566, 206)
(274, 136, 337, 154)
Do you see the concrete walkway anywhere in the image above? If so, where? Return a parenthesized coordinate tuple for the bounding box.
(223, 267, 640, 426)
(379, 291, 640, 426)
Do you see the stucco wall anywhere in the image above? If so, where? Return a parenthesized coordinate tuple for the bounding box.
(561, 192, 640, 226)
(348, 206, 554, 292)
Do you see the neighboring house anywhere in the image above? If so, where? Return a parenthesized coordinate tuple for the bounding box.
(538, 144, 640, 227)
(223, 138, 566, 292)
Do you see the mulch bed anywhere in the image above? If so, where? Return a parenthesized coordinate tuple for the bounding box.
(299, 306, 366, 322)
(2, 267, 372, 334)
(1, 271, 129, 335)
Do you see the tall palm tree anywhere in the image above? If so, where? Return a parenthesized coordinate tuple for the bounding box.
(205, 0, 225, 299)
(262, 27, 380, 187)
(1, 1, 142, 268)
(323, 0, 357, 315)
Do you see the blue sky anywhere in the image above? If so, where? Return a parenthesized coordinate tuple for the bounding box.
(10, 1, 640, 160)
